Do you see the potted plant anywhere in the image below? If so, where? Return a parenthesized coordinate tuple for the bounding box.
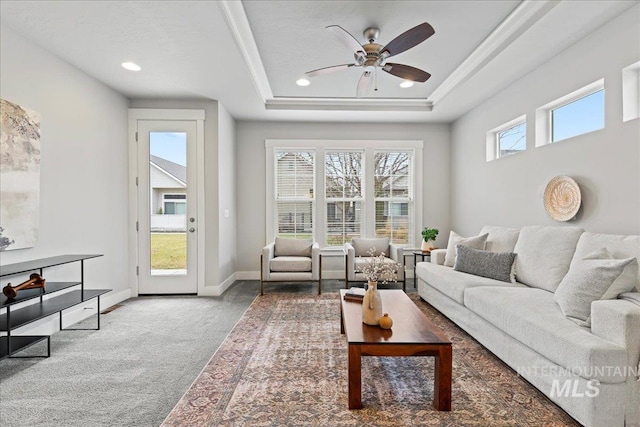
(421, 227, 439, 252)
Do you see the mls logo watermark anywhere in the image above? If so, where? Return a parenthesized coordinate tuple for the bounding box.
(550, 379, 600, 398)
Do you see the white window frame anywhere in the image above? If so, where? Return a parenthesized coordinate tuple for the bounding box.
(373, 149, 414, 244)
(324, 149, 364, 247)
(622, 61, 640, 122)
(272, 149, 316, 240)
(535, 79, 605, 147)
(486, 115, 526, 162)
(266, 140, 423, 248)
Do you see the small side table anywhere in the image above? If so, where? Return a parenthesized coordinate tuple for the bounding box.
(319, 250, 346, 293)
(412, 250, 431, 286)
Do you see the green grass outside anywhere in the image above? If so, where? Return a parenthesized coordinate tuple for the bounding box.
(151, 233, 186, 269)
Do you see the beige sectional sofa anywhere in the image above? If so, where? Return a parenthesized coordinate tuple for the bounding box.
(416, 225, 640, 427)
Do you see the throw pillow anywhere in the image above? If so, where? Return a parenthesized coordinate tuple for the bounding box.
(582, 248, 639, 299)
(443, 231, 488, 267)
(454, 245, 517, 283)
(554, 250, 635, 327)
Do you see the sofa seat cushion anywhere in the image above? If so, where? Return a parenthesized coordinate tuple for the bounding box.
(416, 262, 524, 304)
(464, 287, 628, 383)
(270, 256, 312, 272)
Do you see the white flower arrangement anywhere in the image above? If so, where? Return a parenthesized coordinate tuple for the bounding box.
(356, 247, 400, 284)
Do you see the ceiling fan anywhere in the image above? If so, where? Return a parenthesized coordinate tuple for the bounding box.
(305, 22, 435, 98)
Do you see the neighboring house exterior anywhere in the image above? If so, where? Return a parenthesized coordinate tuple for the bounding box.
(150, 155, 186, 232)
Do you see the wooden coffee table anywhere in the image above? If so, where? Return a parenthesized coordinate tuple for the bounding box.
(339, 289, 452, 410)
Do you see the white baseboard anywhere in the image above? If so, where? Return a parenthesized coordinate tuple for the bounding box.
(236, 271, 260, 280)
(198, 273, 237, 296)
(8, 288, 132, 337)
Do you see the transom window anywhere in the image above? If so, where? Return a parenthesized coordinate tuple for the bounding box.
(551, 89, 604, 142)
(497, 122, 526, 158)
(535, 79, 605, 147)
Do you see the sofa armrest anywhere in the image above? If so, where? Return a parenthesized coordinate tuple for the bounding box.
(311, 242, 320, 280)
(430, 249, 446, 265)
(261, 243, 275, 281)
(345, 242, 355, 280)
(591, 299, 640, 377)
(389, 243, 405, 280)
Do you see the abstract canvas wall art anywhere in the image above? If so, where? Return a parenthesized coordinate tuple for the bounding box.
(0, 99, 41, 251)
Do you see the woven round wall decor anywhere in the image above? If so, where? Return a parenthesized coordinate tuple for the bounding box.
(543, 175, 581, 222)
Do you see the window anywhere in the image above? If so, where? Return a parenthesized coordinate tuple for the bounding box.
(486, 115, 526, 162)
(374, 151, 413, 244)
(551, 90, 604, 142)
(535, 79, 604, 147)
(266, 140, 422, 247)
(163, 194, 186, 215)
(497, 122, 526, 158)
(325, 151, 363, 245)
(274, 150, 314, 239)
(622, 61, 640, 122)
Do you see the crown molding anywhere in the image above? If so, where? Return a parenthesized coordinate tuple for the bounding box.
(219, 0, 273, 102)
(266, 97, 433, 112)
(428, 0, 558, 107)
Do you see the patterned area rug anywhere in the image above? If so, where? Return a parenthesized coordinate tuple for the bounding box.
(162, 293, 579, 426)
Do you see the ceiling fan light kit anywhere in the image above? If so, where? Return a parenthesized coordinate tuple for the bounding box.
(305, 22, 435, 98)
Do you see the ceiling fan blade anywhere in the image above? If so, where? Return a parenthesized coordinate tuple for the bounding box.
(326, 25, 366, 57)
(380, 22, 435, 59)
(382, 63, 431, 82)
(356, 68, 374, 98)
(306, 63, 355, 77)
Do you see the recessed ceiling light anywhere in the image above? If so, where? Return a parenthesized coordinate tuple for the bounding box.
(400, 81, 414, 88)
(121, 62, 142, 72)
(296, 78, 310, 87)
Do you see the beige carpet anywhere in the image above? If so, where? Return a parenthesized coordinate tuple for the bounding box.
(162, 293, 579, 426)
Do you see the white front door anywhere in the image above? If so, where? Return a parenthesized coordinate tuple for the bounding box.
(136, 120, 198, 294)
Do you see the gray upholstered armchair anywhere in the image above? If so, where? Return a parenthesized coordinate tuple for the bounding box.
(261, 237, 321, 295)
(344, 237, 406, 291)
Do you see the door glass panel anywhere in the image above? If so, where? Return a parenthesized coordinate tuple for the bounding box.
(149, 132, 187, 275)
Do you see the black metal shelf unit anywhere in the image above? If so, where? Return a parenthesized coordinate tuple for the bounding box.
(0, 254, 109, 359)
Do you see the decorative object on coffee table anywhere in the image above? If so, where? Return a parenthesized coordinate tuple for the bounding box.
(2, 273, 45, 298)
(362, 281, 383, 325)
(379, 313, 393, 329)
(421, 227, 439, 251)
(543, 175, 581, 221)
(357, 248, 398, 324)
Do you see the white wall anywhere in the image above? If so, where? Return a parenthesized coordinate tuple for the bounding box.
(450, 6, 640, 236)
(217, 104, 237, 285)
(0, 27, 130, 297)
(235, 121, 451, 274)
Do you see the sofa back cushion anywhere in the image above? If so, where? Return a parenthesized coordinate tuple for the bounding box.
(513, 225, 583, 292)
(352, 237, 390, 257)
(479, 225, 520, 253)
(571, 232, 640, 292)
(274, 237, 313, 257)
